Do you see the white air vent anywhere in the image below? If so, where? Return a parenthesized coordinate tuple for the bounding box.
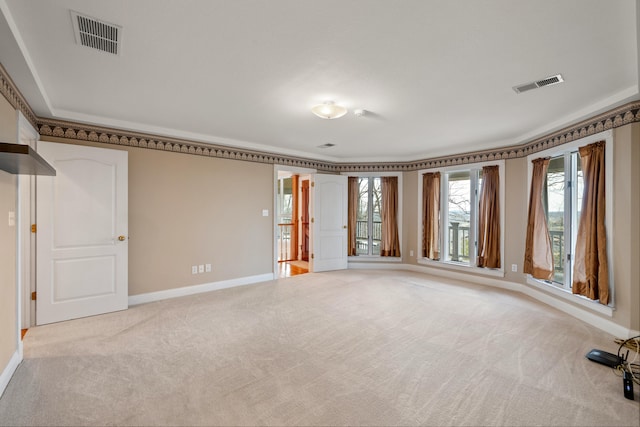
(513, 74, 564, 93)
(71, 11, 122, 55)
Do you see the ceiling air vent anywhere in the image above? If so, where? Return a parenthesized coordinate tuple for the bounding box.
(513, 74, 564, 94)
(71, 11, 122, 55)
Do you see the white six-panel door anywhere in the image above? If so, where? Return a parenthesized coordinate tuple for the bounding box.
(310, 174, 348, 272)
(36, 142, 128, 325)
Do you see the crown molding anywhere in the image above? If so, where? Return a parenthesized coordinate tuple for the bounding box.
(1, 61, 638, 171)
(0, 62, 38, 130)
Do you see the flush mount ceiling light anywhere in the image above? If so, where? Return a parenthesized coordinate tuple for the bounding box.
(311, 101, 347, 119)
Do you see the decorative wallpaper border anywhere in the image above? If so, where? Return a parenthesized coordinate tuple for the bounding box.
(0, 63, 38, 130)
(1, 61, 638, 171)
(37, 118, 339, 172)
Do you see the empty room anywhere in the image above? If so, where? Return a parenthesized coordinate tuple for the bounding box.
(0, 1, 639, 426)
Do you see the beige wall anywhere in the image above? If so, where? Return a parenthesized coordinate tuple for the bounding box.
(612, 123, 640, 331)
(42, 137, 274, 296)
(402, 124, 640, 332)
(402, 170, 418, 262)
(0, 95, 17, 373)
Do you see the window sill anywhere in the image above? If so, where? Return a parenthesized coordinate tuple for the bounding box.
(526, 277, 614, 317)
(417, 258, 505, 278)
(348, 256, 402, 263)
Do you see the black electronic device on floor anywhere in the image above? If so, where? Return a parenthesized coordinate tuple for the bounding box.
(585, 349, 622, 368)
(623, 370, 635, 400)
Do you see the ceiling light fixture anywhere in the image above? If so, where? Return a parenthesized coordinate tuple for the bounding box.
(311, 101, 347, 119)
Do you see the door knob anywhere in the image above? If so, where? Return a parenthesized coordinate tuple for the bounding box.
(118, 235, 126, 241)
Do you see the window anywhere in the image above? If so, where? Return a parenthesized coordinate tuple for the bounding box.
(542, 153, 583, 288)
(345, 172, 402, 259)
(525, 130, 613, 311)
(445, 170, 476, 264)
(418, 161, 504, 273)
(356, 177, 382, 255)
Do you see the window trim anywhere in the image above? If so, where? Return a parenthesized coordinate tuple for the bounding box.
(342, 171, 403, 261)
(525, 129, 614, 310)
(417, 160, 505, 277)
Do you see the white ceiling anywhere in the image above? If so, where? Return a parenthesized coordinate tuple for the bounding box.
(0, 0, 638, 162)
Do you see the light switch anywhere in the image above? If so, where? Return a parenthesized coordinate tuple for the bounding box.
(262, 209, 269, 217)
(8, 211, 15, 227)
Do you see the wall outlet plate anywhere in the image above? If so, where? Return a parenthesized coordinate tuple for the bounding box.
(198, 264, 204, 273)
(191, 265, 198, 275)
(205, 263, 211, 272)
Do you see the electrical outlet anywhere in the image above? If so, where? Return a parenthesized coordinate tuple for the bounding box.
(191, 265, 198, 275)
(198, 264, 204, 273)
(511, 264, 518, 272)
(205, 263, 211, 272)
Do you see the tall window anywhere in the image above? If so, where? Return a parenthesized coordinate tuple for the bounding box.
(419, 162, 503, 271)
(541, 152, 583, 288)
(445, 171, 477, 264)
(356, 177, 382, 255)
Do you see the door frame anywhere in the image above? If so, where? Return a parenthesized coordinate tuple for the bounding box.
(17, 111, 38, 332)
(273, 165, 315, 276)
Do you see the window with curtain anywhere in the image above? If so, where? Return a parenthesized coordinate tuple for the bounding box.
(525, 136, 611, 306)
(419, 162, 503, 270)
(347, 174, 402, 257)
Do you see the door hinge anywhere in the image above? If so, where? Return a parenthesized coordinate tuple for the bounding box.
(311, 217, 315, 223)
(311, 182, 315, 187)
(31, 224, 37, 233)
(311, 253, 314, 259)
(31, 291, 37, 301)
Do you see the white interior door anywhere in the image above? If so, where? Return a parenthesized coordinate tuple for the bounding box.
(36, 142, 128, 325)
(310, 174, 348, 272)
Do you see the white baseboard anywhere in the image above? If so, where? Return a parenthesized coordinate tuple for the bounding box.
(0, 350, 22, 399)
(354, 262, 639, 339)
(128, 273, 274, 306)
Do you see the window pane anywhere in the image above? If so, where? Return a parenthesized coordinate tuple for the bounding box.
(356, 178, 369, 255)
(546, 157, 565, 284)
(372, 178, 382, 256)
(447, 172, 470, 263)
(576, 155, 584, 222)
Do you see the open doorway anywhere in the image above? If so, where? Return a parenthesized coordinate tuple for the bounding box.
(275, 169, 311, 278)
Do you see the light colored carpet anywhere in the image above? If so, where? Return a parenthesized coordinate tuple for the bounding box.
(0, 269, 638, 426)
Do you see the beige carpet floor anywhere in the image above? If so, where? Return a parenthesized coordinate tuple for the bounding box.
(0, 269, 638, 426)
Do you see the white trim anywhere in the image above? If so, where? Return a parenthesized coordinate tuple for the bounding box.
(128, 273, 274, 306)
(273, 165, 317, 276)
(16, 111, 38, 330)
(0, 350, 22, 399)
(527, 277, 613, 317)
(349, 256, 402, 263)
(417, 258, 505, 278)
(349, 262, 637, 339)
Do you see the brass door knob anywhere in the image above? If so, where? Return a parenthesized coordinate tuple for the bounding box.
(118, 235, 126, 241)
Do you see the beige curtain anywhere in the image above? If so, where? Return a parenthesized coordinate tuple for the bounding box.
(477, 166, 500, 268)
(523, 158, 554, 279)
(290, 175, 299, 260)
(572, 141, 609, 304)
(422, 172, 440, 259)
(347, 177, 359, 256)
(381, 176, 401, 257)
